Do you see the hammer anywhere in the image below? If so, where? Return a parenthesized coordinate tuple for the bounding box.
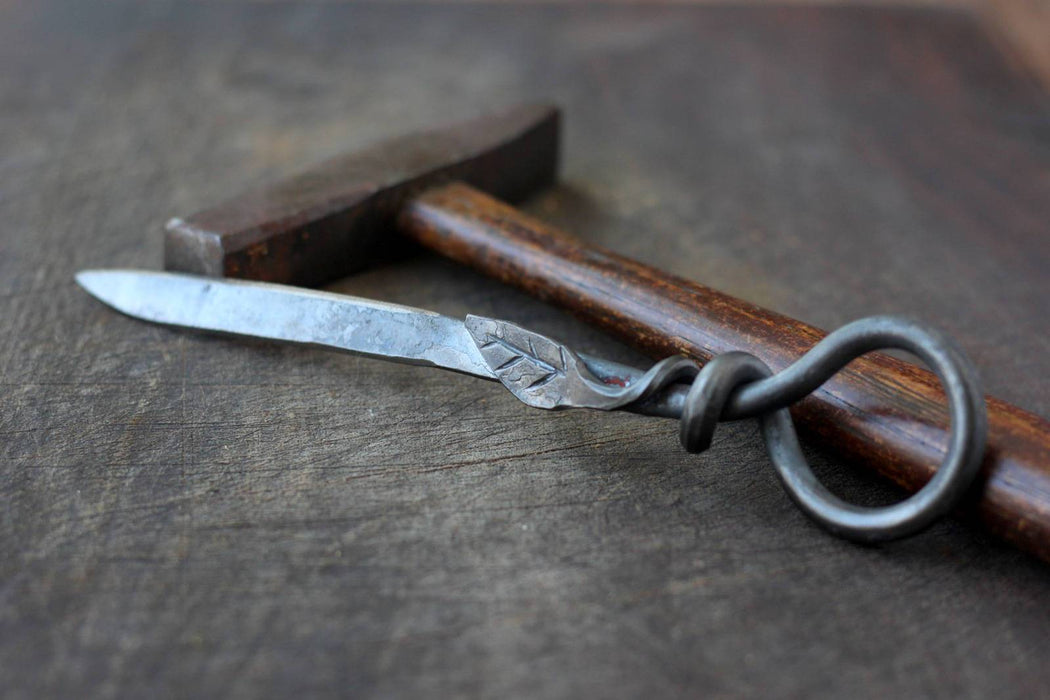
(165, 103, 1050, 561)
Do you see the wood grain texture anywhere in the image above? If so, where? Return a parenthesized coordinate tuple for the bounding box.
(2, 2, 1049, 699)
(399, 181, 1050, 558)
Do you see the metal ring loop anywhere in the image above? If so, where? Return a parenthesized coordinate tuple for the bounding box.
(679, 316, 988, 543)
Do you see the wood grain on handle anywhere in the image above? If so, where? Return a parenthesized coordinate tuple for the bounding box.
(397, 181, 1050, 560)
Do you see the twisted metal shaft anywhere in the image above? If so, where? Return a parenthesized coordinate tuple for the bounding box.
(623, 316, 988, 543)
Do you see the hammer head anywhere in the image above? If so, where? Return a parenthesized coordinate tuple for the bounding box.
(164, 103, 559, 287)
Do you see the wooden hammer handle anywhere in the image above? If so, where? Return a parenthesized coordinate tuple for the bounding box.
(398, 181, 1050, 560)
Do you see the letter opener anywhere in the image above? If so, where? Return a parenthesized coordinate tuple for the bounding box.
(76, 269, 987, 545)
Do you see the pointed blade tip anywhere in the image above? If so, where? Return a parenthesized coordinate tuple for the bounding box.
(75, 269, 148, 314)
(75, 268, 110, 299)
(74, 268, 96, 285)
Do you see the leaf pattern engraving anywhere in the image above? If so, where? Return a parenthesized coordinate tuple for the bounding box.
(465, 315, 625, 410)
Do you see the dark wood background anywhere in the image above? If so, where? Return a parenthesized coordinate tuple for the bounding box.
(2, 2, 1048, 698)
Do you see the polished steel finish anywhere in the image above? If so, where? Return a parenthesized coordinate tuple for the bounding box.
(77, 269, 987, 544)
(76, 270, 497, 379)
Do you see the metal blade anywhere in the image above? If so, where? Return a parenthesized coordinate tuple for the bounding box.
(76, 269, 497, 380)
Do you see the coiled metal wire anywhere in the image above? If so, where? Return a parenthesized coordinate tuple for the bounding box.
(626, 316, 988, 543)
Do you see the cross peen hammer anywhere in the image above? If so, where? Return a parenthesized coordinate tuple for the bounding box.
(164, 103, 1050, 561)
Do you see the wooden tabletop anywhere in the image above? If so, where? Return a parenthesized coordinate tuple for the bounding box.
(2, 2, 1048, 698)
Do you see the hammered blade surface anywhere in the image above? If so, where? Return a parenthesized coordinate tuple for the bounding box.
(76, 270, 496, 379)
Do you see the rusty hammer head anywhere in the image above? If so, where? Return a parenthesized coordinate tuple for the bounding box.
(164, 104, 559, 287)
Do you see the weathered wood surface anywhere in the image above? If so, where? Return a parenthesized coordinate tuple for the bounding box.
(1, 2, 1048, 698)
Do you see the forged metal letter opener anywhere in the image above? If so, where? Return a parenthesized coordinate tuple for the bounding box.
(77, 269, 986, 544)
